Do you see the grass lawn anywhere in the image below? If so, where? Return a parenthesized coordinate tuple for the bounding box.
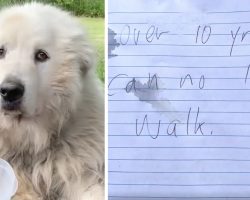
(79, 17, 104, 82)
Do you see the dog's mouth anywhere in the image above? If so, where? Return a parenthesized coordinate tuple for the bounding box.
(2, 99, 21, 110)
(3, 110, 22, 118)
(1, 99, 23, 117)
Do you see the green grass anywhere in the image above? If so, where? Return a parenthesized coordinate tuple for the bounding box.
(79, 17, 104, 82)
(0, 0, 104, 17)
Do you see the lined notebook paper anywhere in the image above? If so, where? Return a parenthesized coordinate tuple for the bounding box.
(108, 0, 250, 199)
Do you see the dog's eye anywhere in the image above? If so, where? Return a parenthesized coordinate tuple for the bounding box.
(0, 47, 6, 59)
(35, 50, 49, 62)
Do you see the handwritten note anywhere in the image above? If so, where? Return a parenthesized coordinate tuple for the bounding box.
(108, 0, 250, 199)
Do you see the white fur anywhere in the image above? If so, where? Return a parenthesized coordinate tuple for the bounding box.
(0, 3, 104, 200)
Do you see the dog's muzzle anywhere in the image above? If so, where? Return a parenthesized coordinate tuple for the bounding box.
(0, 78, 24, 111)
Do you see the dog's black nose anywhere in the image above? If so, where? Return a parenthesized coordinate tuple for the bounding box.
(0, 80, 24, 103)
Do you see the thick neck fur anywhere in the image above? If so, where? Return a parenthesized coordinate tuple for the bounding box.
(0, 72, 104, 199)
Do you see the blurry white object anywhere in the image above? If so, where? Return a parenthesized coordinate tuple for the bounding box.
(0, 159, 18, 200)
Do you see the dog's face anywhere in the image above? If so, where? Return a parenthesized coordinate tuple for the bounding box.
(0, 4, 93, 120)
(0, 13, 53, 117)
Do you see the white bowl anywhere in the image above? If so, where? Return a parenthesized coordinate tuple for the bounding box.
(0, 159, 18, 200)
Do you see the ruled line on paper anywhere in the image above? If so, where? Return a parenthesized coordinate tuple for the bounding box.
(109, 197, 250, 199)
(109, 183, 250, 187)
(109, 33, 250, 36)
(108, 65, 250, 68)
(109, 99, 250, 102)
(109, 89, 250, 91)
(108, 44, 250, 46)
(108, 21, 250, 25)
(109, 122, 250, 125)
(109, 110, 250, 113)
(110, 171, 250, 173)
(109, 55, 250, 57)
(108, 158, 250, 162)
(108, 10, 250, 14)
(108, 147, 250, 149)
(109, 135, 250, 137)
(108, 77, 249, 80)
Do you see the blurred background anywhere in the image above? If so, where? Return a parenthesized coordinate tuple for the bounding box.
(0, 0, 105, 82)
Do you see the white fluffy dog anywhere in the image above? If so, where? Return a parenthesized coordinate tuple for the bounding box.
(0, 3, 104, 200)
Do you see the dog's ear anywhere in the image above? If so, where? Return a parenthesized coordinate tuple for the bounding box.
(79, 43, 96, 76)
(75, 35, 96, 76)
(68, 26, 96, 76)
